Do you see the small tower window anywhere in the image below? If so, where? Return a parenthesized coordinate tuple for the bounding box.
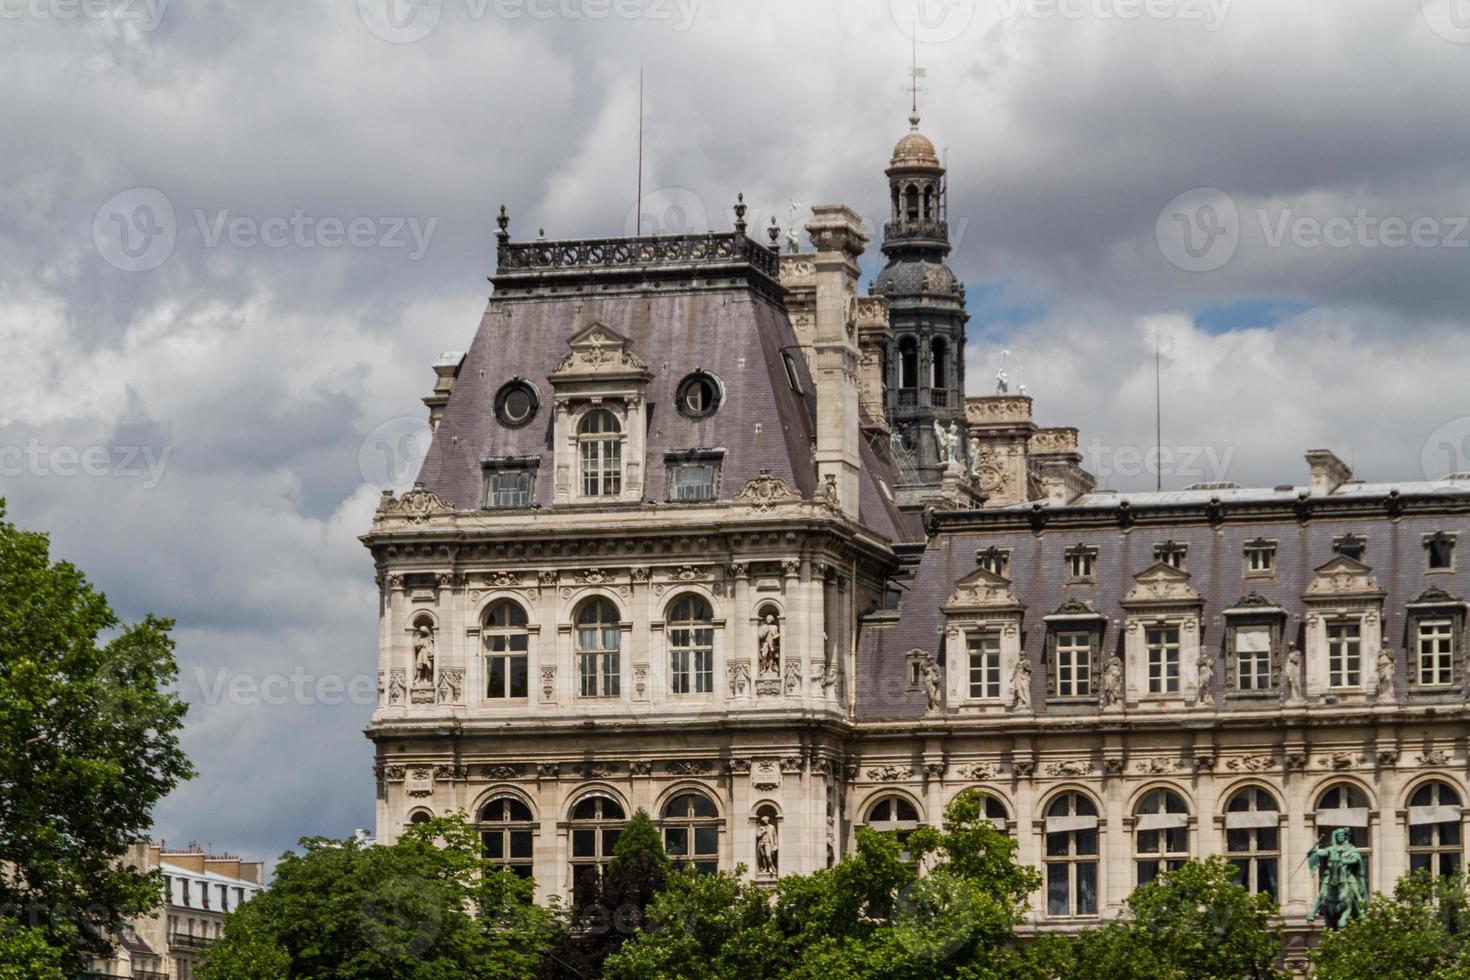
(494, 380, 540, 428)
(898, 337, 918, 391)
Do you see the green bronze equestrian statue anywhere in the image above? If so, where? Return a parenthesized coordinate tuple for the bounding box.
(1307, 827, 1368, 928)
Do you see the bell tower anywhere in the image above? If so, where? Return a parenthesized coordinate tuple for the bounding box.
(872, 110, 969, 502)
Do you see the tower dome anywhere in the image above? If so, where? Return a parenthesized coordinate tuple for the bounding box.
(891, 114, 939, 167)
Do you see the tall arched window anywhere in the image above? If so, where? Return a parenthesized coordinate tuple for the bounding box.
(1135, 789, 1190, 886)
(484, 600, 529, 700)
(575, 598, 621, 698)
(922, 185, 934, 221)
(578, 410, 622, 497)
(1045, 792, 1099, 917)
(904, 184, 919, 222)
(569, 795, 625, 909)
(931, 339, 948, 391)
(1409, 781, 1463, 877)
(865, 795, 922, 864)
(1226, 787, 1280, 901)
(668, 594, 714, 695)
(898, 338, 918, 391)
(661, 791, 720, 874)
(479, 797, 535, 879)
(1317, 783, 1372, 889)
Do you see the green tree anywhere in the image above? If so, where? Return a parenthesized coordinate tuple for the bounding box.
(197, 816, 558, 980)
(1313, 870, 1470, 980)
(1046, 857, 1286, 980)
(0, 500, 192, 973)
(0, 921, 67, 980)
(544, 808, 669, 978)
(606, 789, 1043, 980)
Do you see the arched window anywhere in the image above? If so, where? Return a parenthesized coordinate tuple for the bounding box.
(922, 185, 934, 222)
(931, 339, 947, 391)
(668, 594, 714, 695)
(1135, 789, 1190, 886)
(575, 598, 621, 698)
(408, 810, 431, 826)
(578, 410, 622, 497)
(898, 337, 918, 391)
(904, 184, 920, 222)
(980, 794, 1010, 829)
(661, 792, 720, 874)
(1409, 781, 1463, 877)
(1317, 783, 1372, 889)
(865, 795, 922, 864)
(1226, 787, 1280, 901)
(479, 797, 535, 879)
(1045, 792, 1099, 917)
(484, 600, 529, 700)
(569, 795, 625, 909)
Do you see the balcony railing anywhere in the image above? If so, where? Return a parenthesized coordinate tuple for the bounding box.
(168, 932, 215, 950)
(897, 389, 919, 408)
(883, 218, 949, 243)
(931, 389, 950, 408)
(495, 232, 780, 282)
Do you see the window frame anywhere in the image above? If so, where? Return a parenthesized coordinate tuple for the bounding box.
(976, 547, 1011, 578)
(1326, 619, 1363, 690)
(483, 599, 531, 701)
(864, 795, 924, 865)
(1043, 602, 1106, 703)
(1043, 791, 1100, 918)
(1408, 780, 1464, 878)
(663, 449, 724, 503)
(1315, 783, 1373, 891)
(574, 597, 623, 699)
(967, 630, 1003, 702)
(1133, 788, 1191, 886)
(1243, 538, 1277, 578)
(481, 456, 541, 510)
(666, 593, 716, 696)
(1405, 589, 1466, 694)
(1223, 603, 1285, 697)
(1064, 543, 1098, 584)
(1145, 624, 1182, 695)
(493, 379, 541, 429)
(1153, 540, 1189, 572)
(1225, 786, 1281, 901)
(1425, 531, 1458, 574)
(660, 790, 721, 874)
(577, 409, 624, 499)
(567, 794, 627, 909)
(477, 795, 537, 878)
(674, 372, 724, 421)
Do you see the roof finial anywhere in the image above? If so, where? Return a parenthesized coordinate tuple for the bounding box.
(495, 205, 509, 245)
(908, 12, 926, 130)
(733, 192, 747, 236)
(767, 216, 781, 254)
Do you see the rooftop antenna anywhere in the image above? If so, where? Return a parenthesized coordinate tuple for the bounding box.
(1154, 330, 1163, 493)
(636, 58, 644, 236)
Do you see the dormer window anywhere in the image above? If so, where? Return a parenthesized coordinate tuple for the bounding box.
(482, 457, 539, 510)
(1333, 534, 1366, 562)
(676, 372, 723, 420)
(1065, 544, 1098, 583)
(1244, 538, 1276, 577)
(1154, 540, 1188, 571)
(1426, 531, 1457, 572)
(977, 547, 1010, 577)
(578, 410, 623, 497)
(664, 450, 723, 503)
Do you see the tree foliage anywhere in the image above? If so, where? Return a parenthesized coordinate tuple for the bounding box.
(0, 499, 193, 972)
(1313, 870, 1470, 980)
(197, 816, 558, 980)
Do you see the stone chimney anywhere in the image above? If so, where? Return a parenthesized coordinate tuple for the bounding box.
(804, 205, 868, 518)
(1305, 449, 1352, 496)
(965, 395, 1038, 506)
(853, 295, 892, 436)
(1031, 427, 1096, 505)
(423, 351, 466, 432)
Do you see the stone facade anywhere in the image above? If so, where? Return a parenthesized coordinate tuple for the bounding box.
(364, 117, 1470, 965)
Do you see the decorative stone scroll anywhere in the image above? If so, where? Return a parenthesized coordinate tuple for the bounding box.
(374, 483, 456, 525)
(733, 470, 801, 511)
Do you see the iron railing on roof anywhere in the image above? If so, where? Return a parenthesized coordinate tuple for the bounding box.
(497, 232, 779, 280)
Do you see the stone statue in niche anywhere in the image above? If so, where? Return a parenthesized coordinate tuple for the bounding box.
(1283, 644, 1305, 703)
(1197, 652, 1215, 705)
(922, 653, 942, 713)
(1376, 647, 1396, 702)
(1102, 653, 1124, 708)
(1010, 657, 1032, 711)
(756, 814, 779, 876)
(413, 624, 436, 685)
(758, 613, 781, 676)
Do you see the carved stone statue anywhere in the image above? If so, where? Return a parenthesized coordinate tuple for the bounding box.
(933, 420, 960, 466)
(922, 653, 942, 713)
(388, 670, 407, 705)
(1011, 657, 1032, 711)
(1308, 828, 1367, 929)
(758, 614, 781, 676)
(1376, 646, 1396, 702)
(1197, 652, 1215, 705)
(756, 815, 779, 876)
(1283, 644, 1305, 703)
(1103, 653, 1124, 707)
(413, 625, 435, 685)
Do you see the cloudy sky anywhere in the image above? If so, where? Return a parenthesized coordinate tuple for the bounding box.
(3, 0, 1469, 867)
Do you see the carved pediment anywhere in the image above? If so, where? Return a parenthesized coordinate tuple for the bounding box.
(945, 566, 1024, 611)
(1409, 585, 1465, 608)
(1047, 597, 1103, 619)
(1122, 562, 1201, 606)
(1305, 555, 1383, 600)
(551, 322, 651, 379)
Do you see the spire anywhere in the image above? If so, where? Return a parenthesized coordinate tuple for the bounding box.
(908, 13, 926, 130)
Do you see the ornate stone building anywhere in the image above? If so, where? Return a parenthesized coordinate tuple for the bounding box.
(363, 118, 1470, 960)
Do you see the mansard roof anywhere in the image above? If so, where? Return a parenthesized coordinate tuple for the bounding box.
(410, 235, 916, 544)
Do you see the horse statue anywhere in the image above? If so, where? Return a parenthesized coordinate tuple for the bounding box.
(1307, 827, 1368, 929)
